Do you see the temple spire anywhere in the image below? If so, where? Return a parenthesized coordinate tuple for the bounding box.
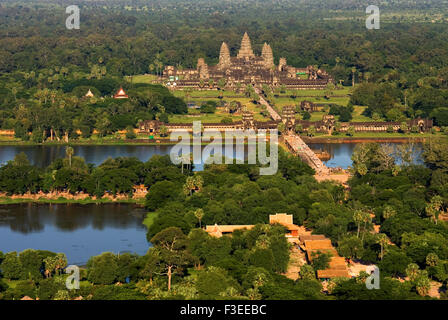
(218, 42, 231, 69)
(237, 32, 255, 59)
(261, 42, 274, 68)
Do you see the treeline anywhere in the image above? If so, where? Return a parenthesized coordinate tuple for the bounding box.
(1, 82, 186, 142)
(0, 151, 191, 196)
(2, 1, 448, 133)
(351, 82, 448, 126)
(1, 1, 447, 82)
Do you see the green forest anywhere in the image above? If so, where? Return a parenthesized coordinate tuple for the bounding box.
(2, 0, 448, 302)
(2, 0, 448, 142)
(1, 139, 448, 299)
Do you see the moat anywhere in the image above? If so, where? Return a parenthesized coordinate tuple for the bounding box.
(0, 203, 149, 265)
(0, 143, 424, 170)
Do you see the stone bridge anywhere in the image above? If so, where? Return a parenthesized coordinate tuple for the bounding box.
(254, 87, 282, 121)
(254, 87, 329, 174)
(283, 134, 330, 174)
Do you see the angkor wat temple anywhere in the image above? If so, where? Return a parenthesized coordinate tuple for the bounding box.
(162, 33, 334, 90)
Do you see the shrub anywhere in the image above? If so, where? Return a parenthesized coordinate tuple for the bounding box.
(125, 126, 137, 139)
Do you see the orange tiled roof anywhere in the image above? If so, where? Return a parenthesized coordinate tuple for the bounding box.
(317, 269, 351, 279)
(304, 239, 333, 251)
(205, 224, 255, 237)
(299, 234, 327, 242)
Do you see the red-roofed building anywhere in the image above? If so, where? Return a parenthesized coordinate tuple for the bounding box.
(114, 87, 128, 99)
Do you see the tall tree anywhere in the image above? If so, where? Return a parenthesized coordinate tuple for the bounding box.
(150, 227, 193, 291)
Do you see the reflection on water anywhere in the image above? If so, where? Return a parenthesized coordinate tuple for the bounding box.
(0, 145, 174, 168)
(308, 143, 424, 169)
(0, 145, 247, 170)
(0, 143, 424, 170)
(0, 204, 149, 265)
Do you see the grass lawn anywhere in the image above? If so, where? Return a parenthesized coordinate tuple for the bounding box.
(282, 87, 352, 96)
(312, 132, 446, 139)
(169, 97, 270, 123)
(143, 212, 158, 229)
(351, 106, 372, 122)
(272, 96, 350, 113)
(126, 74, 159, 84)
(173, 89, 244, 99)
(0, 135, 20, 143)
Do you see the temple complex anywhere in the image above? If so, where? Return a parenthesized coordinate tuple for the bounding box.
(204, 213, 351, 279)
(163, 33, 334, 90)
(138, 114, 433, 136)
(205, 214, 301, 243)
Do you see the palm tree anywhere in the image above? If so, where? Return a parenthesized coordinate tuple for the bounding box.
(353, 210, 364, 238)
(406, 263, 419, 281)
(351, 67, 356, 87)
(246, 287, 261, 300)
(244, 84, 254, 98)
(426, 195, 443, 224)
(43, 256, 57, 278)
(183, 175, 203, 196)
(194, 209, 204, 228)
(376, 233, 389, 260)
(382, 206, 396, 220)
(364, 72, 371, 83)
(357, 163, 368, 176)
(65, 146, 74, 167)
(55, 253, 67, 275)
(426, 253, 439, 267)
(415, 270, 431, 296)
(361, 212, 372, 242)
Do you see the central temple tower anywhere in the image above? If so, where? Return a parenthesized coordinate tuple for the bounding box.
(261, 42, 274, 69)
(237, 32, 255, 59)
(218, 42, 231, 69)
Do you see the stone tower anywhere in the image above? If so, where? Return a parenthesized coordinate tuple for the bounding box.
(197, 58, 209, 79)
(282, 106, 296, 132)
(261, 42, 274, 69)
(242, 110, 255, 129)
(218, 42, 231, 69)
(237, 32, 255, 59)
(278, 57, 287, 72)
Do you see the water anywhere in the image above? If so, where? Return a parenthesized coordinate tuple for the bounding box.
(308, 143, 424, 169)
(0, 143, 423, 169)
(0, 145, 174, 168)
(0, 203, 149, 265)
(0, 145, 246, 170)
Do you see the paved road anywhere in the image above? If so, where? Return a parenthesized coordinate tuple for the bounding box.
(284, 134, 329, 174)
(254, 86, 329, 174)
(254, 87, 282, 121)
